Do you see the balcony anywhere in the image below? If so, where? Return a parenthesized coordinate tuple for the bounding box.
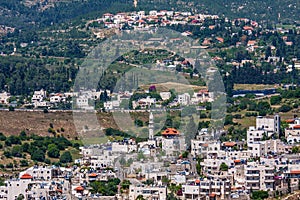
(246, 173, 260, 177)
(200, 185, 210, 190)
(246, 179, 260, 183)
(264, 179, 275, 183)
(265, 173, 274, 177)
(211, 185, 221, 189)
(246, 186, 260, 190)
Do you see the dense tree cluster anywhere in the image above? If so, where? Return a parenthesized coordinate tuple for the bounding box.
(1, 131, 74, 165)
(89, 178, 121, 196)
(0, 56, 77, 95)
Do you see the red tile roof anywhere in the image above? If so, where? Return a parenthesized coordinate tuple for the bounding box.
(286, 119, 295, 123)
(209, 193, 216, 197)
(162, 128, 180, 135)
(223, 142, 236, 147)
(20, 173, 32, 179)
(290, 170, 300, 174)
(89, 173, 98, 177)
(75, 186, 84, 191)
(293, 125, 300, 129)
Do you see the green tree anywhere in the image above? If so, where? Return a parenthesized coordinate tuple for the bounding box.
(20, 160, 29, 167)
(278, 104, 292, 112)
(136, 195, 146, 200)
(252, 190, 269, 199)
(11, 145, 23, 157)
(270, 96, 282, 105)
(220, 162, 229, 171)
(31, 149, 45, 162)
(0, 133, 6, 141)
(47, 144, 60, 158)
(16, 194, 24, 200)
(121, 180, 131, 190)
(60, 151, 72, 163)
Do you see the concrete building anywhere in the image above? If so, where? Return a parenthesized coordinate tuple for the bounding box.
(177, 93, 191, 106)
(0, 92, 10, 104)
(111, 138, 137, 153)
(182, 178, 231, 200)
(129, 185, 167, 200)
(285, 118, 300, 143)
(161, 128, 186, 155)
(31, 89, 47, 103)
(159, 92, 171, 101)
(245, 163, 275, 191)
(256, 115, 280, 135)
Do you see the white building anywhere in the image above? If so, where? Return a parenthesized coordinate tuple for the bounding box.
(111, 139, 137, 153)
(0, 92, 10, 104)
(285, 118, 300, 143)
(31, 89, 47, 103)
(76, 96, 89, 108)
(20, 166, 55, 180)
(245, 163, 275, 191)
(182, 178, 231, 200)
(192, 89, 213, 104)
(104, 100, 120, 110)
(161, 128, 186, 155)
(256, 115, 280, 135)
(159, 92, 171, 101)
(247, 126, 266, 145)
(177, 93, 190, 106)
(132, 96, 156, 109)
(50, 95, 62, 103)
(129, 185, 167, 200)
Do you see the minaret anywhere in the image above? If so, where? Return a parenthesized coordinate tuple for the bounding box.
(149, 112, 154, 140)
(133, 0, 137, 8)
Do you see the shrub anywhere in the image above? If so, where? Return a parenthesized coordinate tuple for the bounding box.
(60, 151, 72, 163)
(278, 104, 292, 113)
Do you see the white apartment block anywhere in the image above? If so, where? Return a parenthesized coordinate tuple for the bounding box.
(247, 126, 265, 145)
(129, 185, 167, 200)
(245, 163, 275, 191)
(256, 115, 280, 135)
(201, 159, 234, 175)
(20, 166, 54, 180)
(248, 139, 287, 157)
(182, 179, 231, 200)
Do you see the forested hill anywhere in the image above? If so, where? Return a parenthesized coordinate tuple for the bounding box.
(0, 0, 299, 29)
(0, 0, 133, 29)
(138, 0, 300, 24)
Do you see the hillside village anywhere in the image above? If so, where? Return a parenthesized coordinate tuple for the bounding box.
(1, 8, 300, 200)
(1, 112, 300, 199)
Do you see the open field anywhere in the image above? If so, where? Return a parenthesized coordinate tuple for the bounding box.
(0, 110, 149, 138)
